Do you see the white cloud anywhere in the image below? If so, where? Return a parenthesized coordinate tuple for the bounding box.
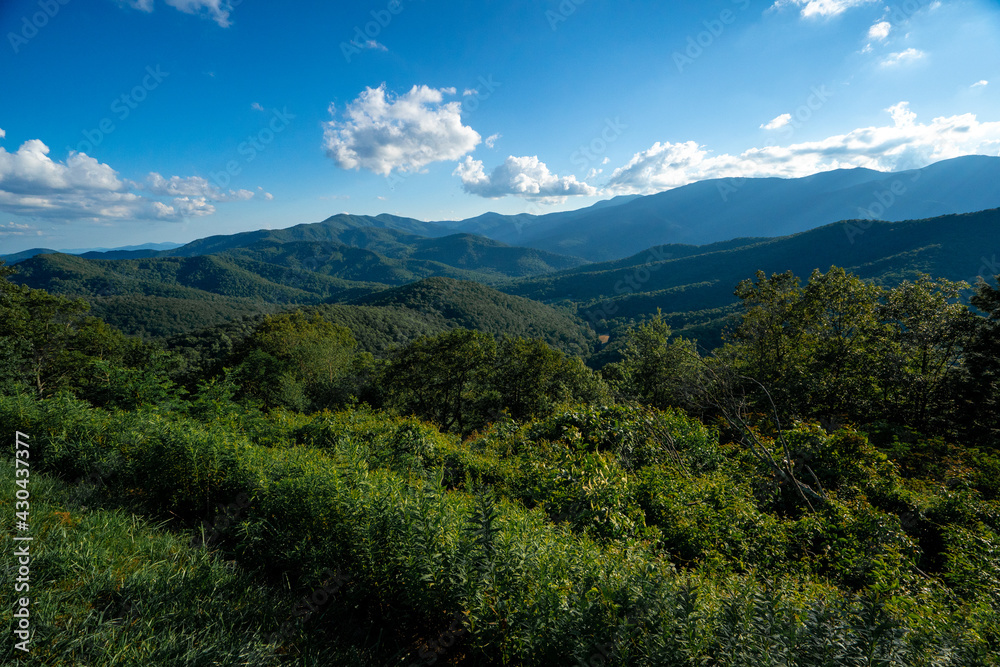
(455, 155, 597, 202)
(0, 128, 5, 139)
(771, 0, 877, 18)
(761, 114, 792, 130)
(972, 80, 989, 88)
(885, 101, 916, 127)
(881, 48, 925, 66)
(164, 0, 233, 27)
(323, 84, 481, 176)
(251, 102, 265, 112)
(868, 20, 891, 40)
(352, 39, 387, 52)
(143, 173, 261, 202)
(606, 103, 1000, 195)
(0, 140, 125, 194)
(485, 133, 501, 149)
(0, 221, 41, 237)
(0, 136, 268, 223)
(122, 0, 234, 26)
(145, 173, 217, 197)
(170, 196, 216, 217)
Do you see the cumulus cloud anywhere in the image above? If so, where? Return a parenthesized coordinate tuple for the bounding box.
(885, 101, 916, 127)
(606, 103, 1000, 195)
(485, 133, 501, 149)
(868, 20, 891, 40)
(0, 136, 270, 223)
(761, 114, 792, 130)
(143, 173, 258, 201)
(323, 84, 481, 176)
(0, 221, 41, 237)
(881, 48, 925, 66)
(455, 155, 597, 202)
(771, 0, 877, 18)
(0, 140, 126, 195)
(121, 0, 234, 26)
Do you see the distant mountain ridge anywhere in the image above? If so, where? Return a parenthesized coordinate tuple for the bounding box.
(442, 155, 1000, 260)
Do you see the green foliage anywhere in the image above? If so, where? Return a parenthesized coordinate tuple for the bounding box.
(4, 259, 1000, 665)
(232, 310, 369, 412)
(0, 458, 371, 666)
(603, 311, 707, 411)
(726, 267, 973, 433)
(3, 390, 999, 665)
(963, 275, 1000, 448)
(0, 264, 180, 407)
(380, 328, 609, 434)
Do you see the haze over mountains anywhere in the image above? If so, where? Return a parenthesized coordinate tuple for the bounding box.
(4, 156, 999, 347)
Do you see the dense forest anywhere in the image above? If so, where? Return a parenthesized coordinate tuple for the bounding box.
(2, 257, 999, 665)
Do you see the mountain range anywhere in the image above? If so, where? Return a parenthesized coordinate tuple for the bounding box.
(4, 155, 999, 349)
(438, 155, 1000, 260)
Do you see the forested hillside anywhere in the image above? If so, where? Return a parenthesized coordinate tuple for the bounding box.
(510, 208, 1000, 348)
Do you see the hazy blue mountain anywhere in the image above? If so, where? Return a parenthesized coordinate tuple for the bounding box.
(157, 213, 454, 258)
(2, 241, 182, 264)
(445, 156, 1000, 261)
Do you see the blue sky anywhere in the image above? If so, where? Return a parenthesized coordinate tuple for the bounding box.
(1, 0, 998, 253)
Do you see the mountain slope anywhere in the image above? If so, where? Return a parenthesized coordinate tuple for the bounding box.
(449, 155, 1000, 261)
(10, 252, 386, 337)
(350, 277, 596, 355)
(506, 208, 1000, 345)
